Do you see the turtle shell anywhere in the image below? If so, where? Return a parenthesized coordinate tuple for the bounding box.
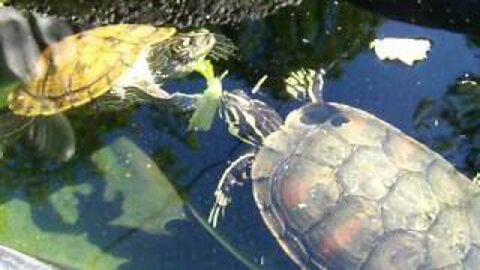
(251, 102, 480, 270)
(8, 24, 176, 116)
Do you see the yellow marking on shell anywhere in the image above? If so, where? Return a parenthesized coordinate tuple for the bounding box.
(8, 24, 177, 116)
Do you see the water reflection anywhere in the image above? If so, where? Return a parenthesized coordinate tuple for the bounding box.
(347, 0, 480, 36)
(219, 0, 379, 97)
(0, 7, 75, 162)
(414, 75, 480, 175)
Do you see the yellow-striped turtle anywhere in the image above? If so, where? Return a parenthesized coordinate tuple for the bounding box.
(210, 70, 480, 269)
(7, 24, 232, 116)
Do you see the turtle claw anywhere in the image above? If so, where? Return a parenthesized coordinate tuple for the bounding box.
(208, 191, 230, 228)
(208, 152, 255, 227)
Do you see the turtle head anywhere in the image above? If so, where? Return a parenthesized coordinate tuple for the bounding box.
(221, 90, 283, 146)
(149, 29, 234, 79)
(171, 29, 216, 66)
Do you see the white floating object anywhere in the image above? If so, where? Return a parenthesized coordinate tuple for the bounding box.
(0, 245, 54, 270)
(370, 37, 432, 66)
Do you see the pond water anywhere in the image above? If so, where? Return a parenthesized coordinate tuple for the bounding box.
(0, 0, 480, 269)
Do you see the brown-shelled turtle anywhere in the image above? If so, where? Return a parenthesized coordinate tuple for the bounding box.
(210, 69, 480, 269)
(7, 24, 233, 116)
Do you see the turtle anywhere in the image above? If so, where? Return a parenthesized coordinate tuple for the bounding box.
(7, 24, 234, 116)
(209, 69, 480, 269)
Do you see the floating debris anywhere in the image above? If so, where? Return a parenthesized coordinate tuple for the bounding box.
(370, 37, 432, 66)
(0, 245, 55, 270)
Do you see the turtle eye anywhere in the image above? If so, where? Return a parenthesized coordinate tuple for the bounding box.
(182, 38, 191, 47)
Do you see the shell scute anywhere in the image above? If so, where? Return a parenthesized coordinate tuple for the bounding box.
(252, 102, 480, 270)
(425, 207, 471, 268)
(337, 146, 398, 200)
(305, 196, 383, 270)
(295, 128, 352, 167)
(381, 172, 439, 232)
(8, 25, 176, 116)
(382, 129, 434, 172)
(363, 231, 426, 270)
(426, 160, 478, 207)
(251, 147, 284, 183)
(467, 195, 480, 246)
(273, 156, 340, 233)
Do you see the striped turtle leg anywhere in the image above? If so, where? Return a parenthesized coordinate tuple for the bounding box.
(208, 152, 256, 227)
(165, 92, 202, 112)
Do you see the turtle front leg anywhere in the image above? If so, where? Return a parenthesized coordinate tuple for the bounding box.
(164, 92, 202, 112)
(209, 152, 256, 228)
(153, 60, 224, 130)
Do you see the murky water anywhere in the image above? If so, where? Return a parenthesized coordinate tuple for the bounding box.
(0, 0, 479, 269)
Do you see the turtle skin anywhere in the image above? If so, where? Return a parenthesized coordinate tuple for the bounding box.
(8, 24, 177, 116)
(251, 102, 480, 270)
